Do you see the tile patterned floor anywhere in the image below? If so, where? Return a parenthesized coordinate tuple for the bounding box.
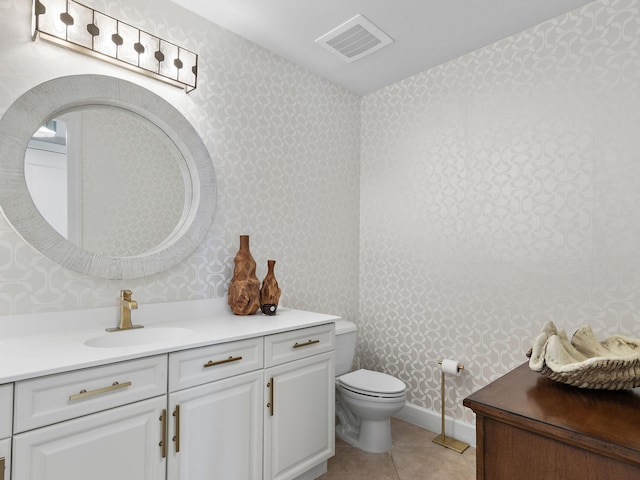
(320, 418, 476, 480)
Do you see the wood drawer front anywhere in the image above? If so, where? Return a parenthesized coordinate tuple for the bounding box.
(14, 355, 167, 433)
(265, 323, 335, 368)
(481, 416, 640, 480)
(169, 337, 263, 392)
(0, 384, 12, 439)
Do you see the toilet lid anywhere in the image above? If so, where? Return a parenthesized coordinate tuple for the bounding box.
(338, 369, 406, 395)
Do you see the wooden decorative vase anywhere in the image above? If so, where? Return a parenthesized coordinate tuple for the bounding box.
(228, 235, 260, 315)
(260, 259, 281, 315)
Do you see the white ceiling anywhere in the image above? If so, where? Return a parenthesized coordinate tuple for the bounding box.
(171, 0, 596, 96)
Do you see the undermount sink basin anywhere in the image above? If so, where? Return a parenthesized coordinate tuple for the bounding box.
(84, 327, 193, 348)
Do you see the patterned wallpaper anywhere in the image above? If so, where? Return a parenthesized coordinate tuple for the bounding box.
(0, 0, 360, 320)
(2, 0, 639, 433)
(359, 0, 640, 425)
(79, 106, 186, 256)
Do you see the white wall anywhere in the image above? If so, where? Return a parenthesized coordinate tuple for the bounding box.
(24, 145, 68, 238)
(359, 0, 640, 426)
(0, 0, 360, 320)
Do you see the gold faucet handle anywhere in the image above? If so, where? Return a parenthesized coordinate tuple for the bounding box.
(121, 289, 133, 301)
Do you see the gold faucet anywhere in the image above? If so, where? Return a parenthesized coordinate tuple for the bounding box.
(106, 290, 143, 332)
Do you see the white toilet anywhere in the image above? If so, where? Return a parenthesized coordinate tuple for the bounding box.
(334, 319, 407, 453)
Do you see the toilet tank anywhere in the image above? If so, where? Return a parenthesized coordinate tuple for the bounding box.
(334, 320, 358, 376)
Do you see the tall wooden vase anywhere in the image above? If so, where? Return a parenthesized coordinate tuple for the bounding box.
(260, 260, 281, 315)
(228, 235, 260, 315)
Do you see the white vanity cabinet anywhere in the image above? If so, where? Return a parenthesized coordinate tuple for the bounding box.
(2, 309, 338, 480)
(0, 384, 13, 480)
(167, 338, 264, 480)
(12, 356, 168, 480)
(263, 324, 335, 480)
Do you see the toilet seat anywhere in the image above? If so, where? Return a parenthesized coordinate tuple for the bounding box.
(337, 369, 406, 398)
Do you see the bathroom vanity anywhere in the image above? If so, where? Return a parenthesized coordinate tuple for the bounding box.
(0, 384, 12, 480)
(0, 298, 337, 480)
(464, 362, 640, 480)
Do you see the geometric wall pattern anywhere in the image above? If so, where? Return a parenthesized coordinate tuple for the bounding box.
(2, 0, 640, 432)
(80, 106, 186, 256)
(360, 0, 640, 425)
(0, 0, 360, 324)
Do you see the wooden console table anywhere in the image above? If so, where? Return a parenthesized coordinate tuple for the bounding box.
(463, 362, 640, 480)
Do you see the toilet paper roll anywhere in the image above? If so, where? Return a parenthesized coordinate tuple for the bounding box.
(441, 359, 462, 376)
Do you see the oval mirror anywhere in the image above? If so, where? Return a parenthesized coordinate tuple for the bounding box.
(0, 75, 216, 279)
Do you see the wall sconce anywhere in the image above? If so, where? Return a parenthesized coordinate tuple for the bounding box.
(32, 0, 198, 93)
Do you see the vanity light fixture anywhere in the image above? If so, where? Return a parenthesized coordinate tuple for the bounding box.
(32, 0, 198, 92)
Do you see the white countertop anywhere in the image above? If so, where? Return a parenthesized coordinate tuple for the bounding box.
(0, 297, 340, 383)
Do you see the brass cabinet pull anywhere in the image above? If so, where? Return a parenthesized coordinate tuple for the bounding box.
(0, 456, 5, 480)
(172, 405, 181, 453)
(203, 355, 243, 368)
(293, 339, 320, 349)
(159, 409, 167, 458)
(266, 377, 274, 416)
(69, 381, 132, 401)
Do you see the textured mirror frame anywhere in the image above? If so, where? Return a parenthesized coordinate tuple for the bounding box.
(0, 74, 217, 279)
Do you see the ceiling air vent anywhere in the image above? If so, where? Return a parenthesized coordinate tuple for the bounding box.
(315, 14, 393, 63)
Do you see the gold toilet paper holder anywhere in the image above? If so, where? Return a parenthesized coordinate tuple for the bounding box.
(432, 360, 470, 454)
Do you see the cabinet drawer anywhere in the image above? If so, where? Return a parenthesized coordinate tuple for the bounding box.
(14, 355, 167, 433)
(0, 384, 12, 439)
(169, 337, 263, 391)
(265, 323, 335, 368)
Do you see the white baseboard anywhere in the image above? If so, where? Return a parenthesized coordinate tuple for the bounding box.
(293, 461, 326, 480)
(394, 402, 476, 448)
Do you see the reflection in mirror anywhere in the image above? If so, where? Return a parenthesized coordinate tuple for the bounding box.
(25, 118, 69, 239)
(26, 106, 189, 257)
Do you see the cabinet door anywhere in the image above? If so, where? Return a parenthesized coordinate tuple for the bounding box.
(0, 438, 10, 480)
(13, 396, 166, 480)
(168, 369, 263, 480)
(264, 351, 334, 480)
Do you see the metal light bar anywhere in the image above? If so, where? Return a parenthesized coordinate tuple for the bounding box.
(32, 0, 198, 92)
